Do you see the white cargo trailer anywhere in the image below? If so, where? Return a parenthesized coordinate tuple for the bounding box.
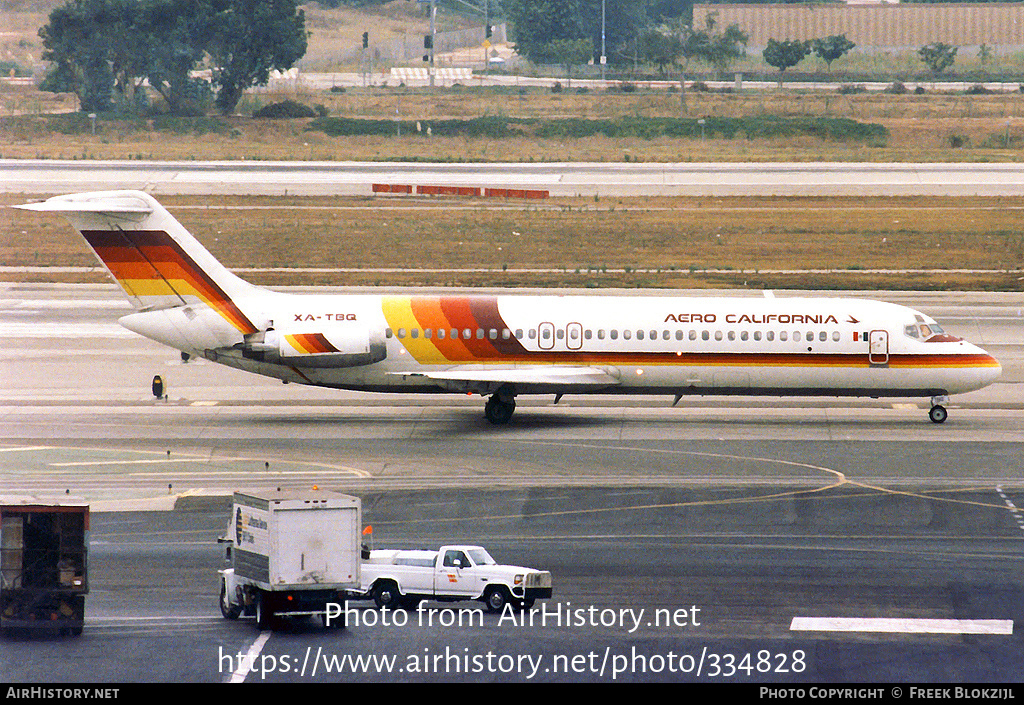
(218, 489, 361, 629)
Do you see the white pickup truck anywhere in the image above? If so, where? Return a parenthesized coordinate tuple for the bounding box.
(359, 545, 552, 612)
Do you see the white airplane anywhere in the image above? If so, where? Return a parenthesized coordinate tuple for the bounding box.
(19, 190, 1002, 425)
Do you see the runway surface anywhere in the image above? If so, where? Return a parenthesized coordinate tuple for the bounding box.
(2, 284, 1023, 683)
(5, 159, 1024, 197)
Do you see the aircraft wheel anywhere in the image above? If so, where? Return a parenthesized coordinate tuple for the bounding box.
(929, 405, 948, 424)
(484, 396, 515, 425)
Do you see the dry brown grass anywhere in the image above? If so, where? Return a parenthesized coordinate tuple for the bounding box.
(5, 193, 1022, 291)
(6, 85, 1024, 162)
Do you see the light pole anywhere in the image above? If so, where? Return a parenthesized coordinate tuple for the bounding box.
(601, 0, 606, 82)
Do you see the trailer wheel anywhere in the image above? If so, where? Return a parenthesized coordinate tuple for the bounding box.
(220, 579, 242, 620)
(484, 585, 511, 613)
(372, 580, 400, 609)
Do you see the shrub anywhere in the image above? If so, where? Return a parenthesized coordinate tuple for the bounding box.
(253, 100, 317, 119)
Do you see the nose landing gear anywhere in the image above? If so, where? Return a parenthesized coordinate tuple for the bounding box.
(929, 395, 949, 424)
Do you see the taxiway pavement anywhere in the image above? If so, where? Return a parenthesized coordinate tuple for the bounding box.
(2, 283, 1023, 683)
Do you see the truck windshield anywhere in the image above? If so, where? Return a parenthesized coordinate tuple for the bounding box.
(467, 548, 496, 566)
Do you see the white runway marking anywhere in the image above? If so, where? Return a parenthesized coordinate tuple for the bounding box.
(229, 631, 272, 684)
(49, 458, 199, 467)
(790, 617, 1013, 635)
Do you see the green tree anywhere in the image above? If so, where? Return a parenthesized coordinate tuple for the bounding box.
(763, 38, 810, 87)
(39, 0, 138, 112)
(918, 42, 958, 77)
(812, 34, 855, 73)
(207, 0, 308, 115)
(546, 37, 594, 87)
(703, 13, 748, 78)
(139, 0, 215, 115)
(504, 0, 588, 64)
(639, 28, 680, 75)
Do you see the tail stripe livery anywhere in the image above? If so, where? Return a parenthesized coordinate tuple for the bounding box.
(81, 229, 258, 335)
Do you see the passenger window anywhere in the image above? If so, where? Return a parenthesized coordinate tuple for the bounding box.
(610, 330, 618, 340)
(598, 330, 605, 340)
(623, 330, 632, 340)
(701, 331, 709, 341)
(689, 330, 697, 341)
(740, 331, 749, 341)
(675, 330, 683, 341)
(637, 330, 645, 340)
(714, 331, 723, 341)
(766, 331, 774, 341)
(385, 328, 393, 338)
(476, 329, 484, 340)
(437, 328, 445, 339)
(463, 328, 472, 339)
(489, 329, 497, 340)
(780, 331, 788, 341)
(832, 331, 840, 342)
(819, 331, 827, 342)
(398, 328, 406, 339)
(411, 328, 419, 339)
(793, 331, 801, 342)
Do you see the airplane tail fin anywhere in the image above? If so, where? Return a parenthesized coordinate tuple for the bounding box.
(17, 190, 260, 335)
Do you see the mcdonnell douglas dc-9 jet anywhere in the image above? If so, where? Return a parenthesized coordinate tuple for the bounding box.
(19, 190, 1001, 424)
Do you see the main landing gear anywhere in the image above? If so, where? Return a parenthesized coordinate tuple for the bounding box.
(929, 395, 949, 424)
(484, 393, 516, 425)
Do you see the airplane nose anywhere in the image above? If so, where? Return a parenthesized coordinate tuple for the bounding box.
(983, 354, 1003, 384)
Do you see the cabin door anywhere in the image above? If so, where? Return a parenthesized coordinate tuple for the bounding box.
(868, 330, 889, 366)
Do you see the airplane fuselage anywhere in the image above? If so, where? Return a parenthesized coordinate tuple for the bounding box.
(120, 289, 1001, 401)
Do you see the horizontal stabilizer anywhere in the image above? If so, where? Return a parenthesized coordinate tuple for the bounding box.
(16, 194, 153, 216)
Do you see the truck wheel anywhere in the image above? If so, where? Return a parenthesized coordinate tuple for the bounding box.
(372, 581, 400, 610)
(220, 579, 242, 620)
(484, 586, 511, 613)
(255, 591, 273, 630)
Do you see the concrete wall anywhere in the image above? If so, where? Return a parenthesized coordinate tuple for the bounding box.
(693, 3, 1024, 50)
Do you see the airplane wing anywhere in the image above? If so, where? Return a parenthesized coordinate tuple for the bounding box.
(390, 365, 621, 395)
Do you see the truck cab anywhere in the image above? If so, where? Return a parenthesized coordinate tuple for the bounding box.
(361, 544, 552, 612)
